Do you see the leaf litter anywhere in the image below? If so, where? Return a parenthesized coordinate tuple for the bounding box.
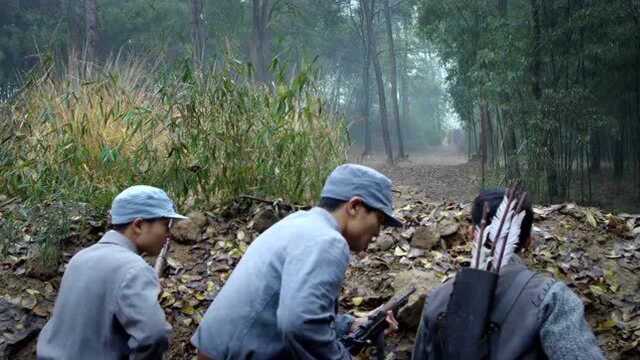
(0, 194, 639, 359)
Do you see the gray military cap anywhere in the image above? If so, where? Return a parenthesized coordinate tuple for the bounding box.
(110, 185, 187, 225)
(321, 164, 402, 227)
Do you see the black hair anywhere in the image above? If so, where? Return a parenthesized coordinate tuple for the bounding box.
(112, 222, 132, 232)
(110, 217, 168, 233)
(318, 197, 377, 213)
(318, 197, 347, 212)
(471, 188, 534, 253)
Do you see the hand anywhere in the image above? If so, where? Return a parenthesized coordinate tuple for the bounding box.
(384, 310, 399, 334)
(349, 310, 399, 335)
(350, 316, 368, 333)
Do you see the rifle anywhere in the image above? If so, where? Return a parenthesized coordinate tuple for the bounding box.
(340, 286, 416, 360)
(154, 236, 171, 277)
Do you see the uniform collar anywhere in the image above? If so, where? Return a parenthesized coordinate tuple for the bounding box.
(309, 207, 341, 232)
(98, 230, 140, 254)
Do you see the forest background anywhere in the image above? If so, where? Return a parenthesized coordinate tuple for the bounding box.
(2, 0, 640, 212)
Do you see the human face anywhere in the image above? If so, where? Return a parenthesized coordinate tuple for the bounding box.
(343, 199, 385, 253)
(134, 218, 172, 256)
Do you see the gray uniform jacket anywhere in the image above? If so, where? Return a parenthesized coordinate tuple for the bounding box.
(37, 230, 172, 360)
(192, 207, 354, 359)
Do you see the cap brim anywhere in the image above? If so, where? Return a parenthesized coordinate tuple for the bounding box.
(384, 213, 403, 227)
(167, 213, 189, 220)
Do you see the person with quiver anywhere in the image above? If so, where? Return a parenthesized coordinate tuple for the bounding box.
(412, 186, 604, 360)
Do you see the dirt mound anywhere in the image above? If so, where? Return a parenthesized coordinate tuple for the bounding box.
(1, 195, 639, 359)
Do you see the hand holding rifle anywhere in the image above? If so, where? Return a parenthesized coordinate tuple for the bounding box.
(341, 286, 416, 360)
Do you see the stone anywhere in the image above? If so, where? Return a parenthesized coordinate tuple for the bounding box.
(437, 218, 460, 237)
(392, 269, 441, 329)
(560, 203, 584, 219)
(411, 226, 440, 250)
(0, 298, 46, 358)
(407, 247, 426, 259)
(171, 212, 207, 244)
(25, 255, 59, 282)
(188, 211, 208, 228)
(252, 208, 279, 234)
(376, 233, 396, 251)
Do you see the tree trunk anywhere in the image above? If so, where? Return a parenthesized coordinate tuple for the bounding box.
(479, 101, 488, 185)
(590, 129, 601, 173)
(486, 105, 494, 167)
(66, 0, 83, 75)
(358, 0, 372, 156)
(191, 0, 206, 69)
(251, 0, 273, 84)
(331, 69, 343, 115)
(383, 0, 405, 159)
(364, 0, 393, 163)
(85, 0, 98, 61)
(614, 117, 626, 178)
(530, 0, 558, 199)
(400, 23, 409, 139)
(636, 35, 640, 196)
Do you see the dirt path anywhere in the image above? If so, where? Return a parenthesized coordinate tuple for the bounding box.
(352, 145, 480, 205)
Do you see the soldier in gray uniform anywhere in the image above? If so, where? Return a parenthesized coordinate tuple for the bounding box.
(192, 164, 402, 360)
(412, 188, 604, 360)
(37, 185, 187, 360)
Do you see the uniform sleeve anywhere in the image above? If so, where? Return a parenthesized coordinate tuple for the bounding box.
(276, 234, 352, 359)
(115, 264, 172, 360)
(412, 302, 430, 360)
(336, 314, 355, 338)
(539, 282, 605, 360)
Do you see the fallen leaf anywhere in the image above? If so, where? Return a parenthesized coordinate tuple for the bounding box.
(181, 306, 195, 315)
(394, 246, 408, 257)
(584, 209, 598, 228)
(596, 318, 617, 332)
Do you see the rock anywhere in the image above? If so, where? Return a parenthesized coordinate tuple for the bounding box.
(400, 227, 416, 240)
(407, 247, 426, 259)
(392, 269, 441, 329)
(25, 256, 59, 281)
(251, 208, 279, 233)
(171, 212, 207, 244)
(560, 203, 584, 219)
(411, 226, 440, 250)
(437, 219, 459, 237)
(189, 211, 208, 228)
(376, 233, 396, 251)
(0, 298, 46, 358)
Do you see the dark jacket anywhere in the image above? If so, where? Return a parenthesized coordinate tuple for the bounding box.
(413, 256, 604, 360)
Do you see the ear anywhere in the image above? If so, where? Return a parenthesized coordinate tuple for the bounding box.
(345, 197, 365, 216)
(131, 218, 145, 235)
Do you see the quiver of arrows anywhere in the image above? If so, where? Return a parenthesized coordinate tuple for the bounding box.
(440, 185, 529, 360)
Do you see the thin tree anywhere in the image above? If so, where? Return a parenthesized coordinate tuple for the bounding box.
(85, 0, 98, 61)
(399, 20, 410, 146)
(251, 0, 273, 84)
(363, 0, 394, 163)
(383, 0, 406, 158)
(357, 0, 373, 156)
(66, 0, 82, 76)
(191, 0, 206, 69)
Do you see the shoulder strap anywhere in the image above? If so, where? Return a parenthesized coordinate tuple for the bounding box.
(490, 269, 537, 326)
